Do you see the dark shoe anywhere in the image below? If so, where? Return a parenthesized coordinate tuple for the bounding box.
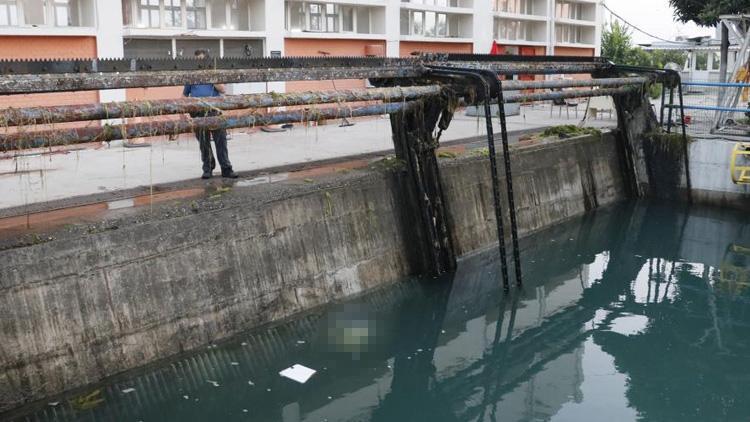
(201, 171, 212, 179)
(222, 171, 239, 179)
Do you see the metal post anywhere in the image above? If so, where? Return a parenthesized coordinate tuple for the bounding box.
(489, 75, 523, 287)
(659, 83, 666, 126)
(666, 87, 675, 133)
(429, 66, 510, 290)
(677, 80, 693, 203)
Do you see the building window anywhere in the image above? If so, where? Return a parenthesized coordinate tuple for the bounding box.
(186, 0, 206, 29)
(324, 3, 338, 32)
(494, 0, 532, 14)
(556, 1, 583, 20)
(496, 19, 529, 41)
(556, 24, 587, 44)
(286, 2, 358, 33)
(0, 0, 18, 26)
(402, 10, 450, 37)
(139, 0, 160, 28)
(341, 5, 353, 32)
(164, 0, 181, 27)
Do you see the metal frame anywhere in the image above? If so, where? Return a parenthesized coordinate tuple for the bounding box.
(0, 53, 666, 289)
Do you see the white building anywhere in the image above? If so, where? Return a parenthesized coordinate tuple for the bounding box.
(0, 0, 602, 101)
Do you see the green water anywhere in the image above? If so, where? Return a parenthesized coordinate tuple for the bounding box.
(9, 200, 750, 422)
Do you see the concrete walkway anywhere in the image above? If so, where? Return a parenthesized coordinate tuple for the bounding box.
(0, 104, 616, 211)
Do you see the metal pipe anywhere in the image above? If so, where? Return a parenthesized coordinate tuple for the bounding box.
(503, 86, 637, 104)
(430, 65, 511, 291)
(0, 102, 413, 152)
(0, 66, 426, 95)
(659, 83, 666, 126)
(501, 76, 649, 91)
(666, 88, 675, 133)
(0, 85, 443, 126)
(432, 61, 607, 75)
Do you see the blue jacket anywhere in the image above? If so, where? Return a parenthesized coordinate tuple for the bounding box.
(183, 84, 220, 98)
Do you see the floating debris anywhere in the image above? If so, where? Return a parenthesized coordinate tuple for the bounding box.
(121, 388, 136, 394)
(296, 340, 306, 344)
(230, 362, 240, 366)
(247, 380, 255, 386)
(280, 364, 317, 384)
(327, 396, 332, 400)
(207, 380, 220, 387)
(48, 402, 59, 407)
(241, 342, 248, 346)
(183, 395, 189, 400)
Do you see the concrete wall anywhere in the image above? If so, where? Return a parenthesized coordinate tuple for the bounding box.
(687, 139, 750, 210)
(0, 132, 627, 412)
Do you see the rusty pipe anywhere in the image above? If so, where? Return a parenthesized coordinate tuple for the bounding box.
(0, 102, 415, 152)
(0, 85, 443, 126)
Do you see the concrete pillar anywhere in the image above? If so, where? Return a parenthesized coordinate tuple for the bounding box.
(385, 0, 401, 57)
(547, 0, 555, 55)
(473, 0, 493, 54)
(594, 2, 603, 56)
(94, 0, 125, 103)
(264, 0, 285, 93)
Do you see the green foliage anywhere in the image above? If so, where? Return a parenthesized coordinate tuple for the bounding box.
(369, 155, 406, 172)
(601, 21, 687, 69)
(541, 125, 601, 139)
(643, 130, 692, 145)
(669, 0, 750, 26)
(602, 21, 634, 65)
(437, 150, 458, 159)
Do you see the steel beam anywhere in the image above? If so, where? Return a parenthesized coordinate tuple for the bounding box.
(0, 102, 414, 152)
(0, 86, 442, 126)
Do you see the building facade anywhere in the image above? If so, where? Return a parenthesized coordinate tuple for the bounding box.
(0, 0, 602, 99)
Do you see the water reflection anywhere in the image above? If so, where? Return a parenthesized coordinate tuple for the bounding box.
(7, 200, 750, 422)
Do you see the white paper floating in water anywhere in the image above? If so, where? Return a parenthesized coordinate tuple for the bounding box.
(230, 362, 240, 366)
(247, 380, 255, 386)
(207, 380, 220, 387)
(48, 402, 59, 407)
(243, 409, 249, 413)
(279, 364, 316, 384)
(121, 388, 136, 394)
(241, 342, 247, 346)
(183, 395, 189, 400)
(296, 340, 306, 344)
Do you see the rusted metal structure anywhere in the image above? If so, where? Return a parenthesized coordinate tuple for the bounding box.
(0, 54, 681, 289)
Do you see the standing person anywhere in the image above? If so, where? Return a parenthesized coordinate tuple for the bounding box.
(183, 49, 238, 179)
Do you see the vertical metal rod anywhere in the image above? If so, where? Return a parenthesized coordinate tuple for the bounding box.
(666, 87, 675, 133)
(429, 66, 510, 290)
(490, 76, 523, 287)
(677, 80, 693, 203)
(659, 83, 666, 126)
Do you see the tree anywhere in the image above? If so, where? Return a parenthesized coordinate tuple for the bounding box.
(669, 0, 750, 26)
(601, 21, 687, 69)
(601, 21, 633, 65)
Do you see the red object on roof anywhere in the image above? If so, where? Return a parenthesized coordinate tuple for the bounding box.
(490, 41, 502, 55)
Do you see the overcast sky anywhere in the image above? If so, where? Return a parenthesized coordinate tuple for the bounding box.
(604, 0, 714, 44)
